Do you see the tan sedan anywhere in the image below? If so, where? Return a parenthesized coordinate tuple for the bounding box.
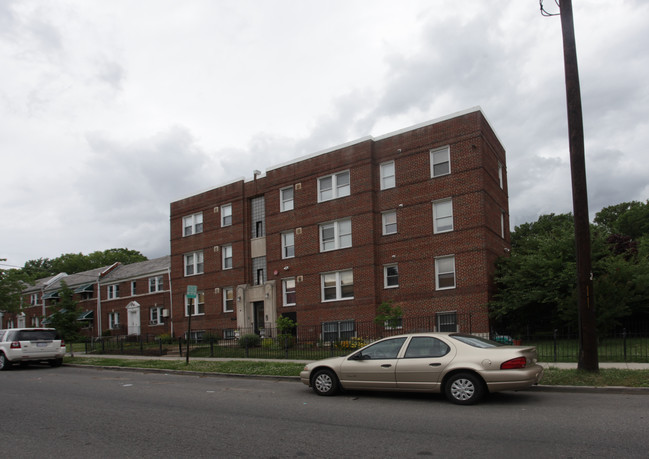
(300, 333, 543, 404)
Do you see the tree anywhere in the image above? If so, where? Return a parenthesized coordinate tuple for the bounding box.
(46, 281, 83, 343)
(22, 248, 148, 278)
(0, 265, 30, 314)
(374, 301, 403, 329)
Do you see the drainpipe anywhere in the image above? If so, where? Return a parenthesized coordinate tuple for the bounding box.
(167, 267, 174, 337)
(96, 274, 102, 338)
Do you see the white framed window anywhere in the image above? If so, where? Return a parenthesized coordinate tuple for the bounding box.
(30, 293, 38, 305)
(150, 307, 163, 325)
(430, 146, 450, 177)
(321, 270, 354, 301)
(222, 244, 233, 270)
(183, 212, 203, 236)
(322, 320, 355, 342)
(319, 218, 352, 252)
(185, 291, 205, 316)
(384, 264, 399, 288)
(107, 284, 119, 299)
(380, 161, 395, 190)
(382, 211, 397, 235)
(149, 275, 164, 293)
(433, 198, 453, 233)
(435, 256, 456, 290)
(184, 251, 204, 276)
(280, 186, 294, 212)
(498, 162, 504, 189)
(318, 170, 350, 202)
(281, 231, 295, 259)
(282, 278, 296, 306)
(221, 203, 232, 227)
(131, 281, 137, 296)
(223, 287, 234, 313)
(108, 312, 120, 329)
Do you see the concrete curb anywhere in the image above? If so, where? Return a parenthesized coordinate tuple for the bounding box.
(65, 363, 649, 394)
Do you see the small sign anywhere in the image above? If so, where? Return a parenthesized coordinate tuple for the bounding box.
(187, 285, 197, 299)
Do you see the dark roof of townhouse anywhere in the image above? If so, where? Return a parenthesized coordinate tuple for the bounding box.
(102, 256, 170, 282)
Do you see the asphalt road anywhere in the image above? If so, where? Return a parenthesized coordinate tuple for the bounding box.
(1, 365, 648, 458)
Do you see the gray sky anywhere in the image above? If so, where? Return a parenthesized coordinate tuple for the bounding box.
(2, 0, 648, 268)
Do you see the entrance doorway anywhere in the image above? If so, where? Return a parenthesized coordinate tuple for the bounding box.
(253, 301, 265, 335)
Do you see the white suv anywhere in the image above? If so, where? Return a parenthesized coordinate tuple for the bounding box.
(0, 328, 66, 370)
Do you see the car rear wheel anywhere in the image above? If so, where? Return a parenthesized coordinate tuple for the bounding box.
(311, 369, 339, 396)
(445, 373, 484, 405)
(49, 358, 63, 367)
(0, 353, 11, 371)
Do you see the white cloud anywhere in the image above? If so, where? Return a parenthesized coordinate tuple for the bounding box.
(1, 0, 648, 267)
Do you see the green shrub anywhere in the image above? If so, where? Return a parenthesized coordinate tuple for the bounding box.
(239, 333, 261, 348)
(261, 338, 276, 349)
(277, 334, 296, 348)
(157, 333, 174, 344)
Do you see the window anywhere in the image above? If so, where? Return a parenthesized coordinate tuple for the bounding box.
(430, 146, 450, 177)
(183, 212, 203, 236)
(319, 219, 351, 252)
(150, 307, 163, 325)
(221, 203, 232, 227)
(185, 291, 205, 316)
(30, 294, 38, 305)
(437, 311, 457, 332)
(321, 270, 353, 301)
(380, 161, 395, 190)
(108, 312, 120, 329)
(281, 231, 295, 259)
(280, 186, 294, 212)
(433, 199, 453, 233)
(356, 337, 407, 359)
(107, 284, 119, 299)
(384, 264, 399, 288)
(322, 320, 355, 342)
(149, 276, 164, 292)
(223, 329, 236, 340)
(318, 171, 350, 202)
(404, 336, 450, 358)
(382, 211, 397, 235)
(223, 287, 234, 313)
(282, 278, 296, 306)
(131, 281, 137, 296)
(435, 256, 456, 290)
(184, 251, 204, 276)
(498, 162, 504, 189)
(222, 244, 233, 270)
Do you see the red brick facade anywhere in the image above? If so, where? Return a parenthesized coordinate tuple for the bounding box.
(169, 108, 510, 339)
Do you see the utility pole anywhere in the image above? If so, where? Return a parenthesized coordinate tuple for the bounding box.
(542, 0, 598, 371)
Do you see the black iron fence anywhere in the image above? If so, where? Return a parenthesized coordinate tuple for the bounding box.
(79, 316, 649, 363)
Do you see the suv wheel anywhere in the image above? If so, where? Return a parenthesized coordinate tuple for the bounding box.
(0, 353, 11, 371)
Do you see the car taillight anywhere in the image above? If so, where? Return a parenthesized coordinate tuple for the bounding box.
(500, 357, 527, 369)
(10, 341, 21, 349)
(61, 339, 66, 347)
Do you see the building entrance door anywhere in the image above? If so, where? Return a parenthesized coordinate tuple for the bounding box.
(253, 301, 265, 335)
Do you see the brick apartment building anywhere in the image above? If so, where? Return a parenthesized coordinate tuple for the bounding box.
(12, 256, 172, 338)
(169, 107, 510, 341)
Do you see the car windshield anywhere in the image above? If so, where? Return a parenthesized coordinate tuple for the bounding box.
(449, 334, 505, 348)
(16, 330, 59, 341)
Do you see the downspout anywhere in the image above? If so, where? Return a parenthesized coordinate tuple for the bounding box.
(96, 274, 102, 338)
(167, 267, 174, 337)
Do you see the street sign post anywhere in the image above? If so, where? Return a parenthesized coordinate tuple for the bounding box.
(186, 285, 197, 364)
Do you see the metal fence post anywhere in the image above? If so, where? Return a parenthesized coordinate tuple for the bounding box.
(553, 329, 558, 363)
(179, 337, 183, 357)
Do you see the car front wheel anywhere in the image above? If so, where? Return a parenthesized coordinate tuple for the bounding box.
(0, 353, 11, 371)
(311, 369, 339, 396)
(445, 373, 484, 405)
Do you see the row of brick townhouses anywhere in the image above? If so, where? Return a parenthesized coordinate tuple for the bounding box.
(7, 107, 510, 341)
(6, 257, 172, 338)
(169, 107, 510, 341)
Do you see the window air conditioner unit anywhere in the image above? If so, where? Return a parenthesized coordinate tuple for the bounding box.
(162, 309, 169, 318)
(149, 320, 159, 326)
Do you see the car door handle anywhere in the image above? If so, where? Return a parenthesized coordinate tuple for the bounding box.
(429, 363, 441, 367)
(381, 364, 392, 368)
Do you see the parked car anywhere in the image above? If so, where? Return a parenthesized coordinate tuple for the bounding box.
(0, 328, 66, 370)
(300, 332, 543, 405)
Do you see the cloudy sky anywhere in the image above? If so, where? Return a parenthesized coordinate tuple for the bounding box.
(2, 0, 648, 268)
